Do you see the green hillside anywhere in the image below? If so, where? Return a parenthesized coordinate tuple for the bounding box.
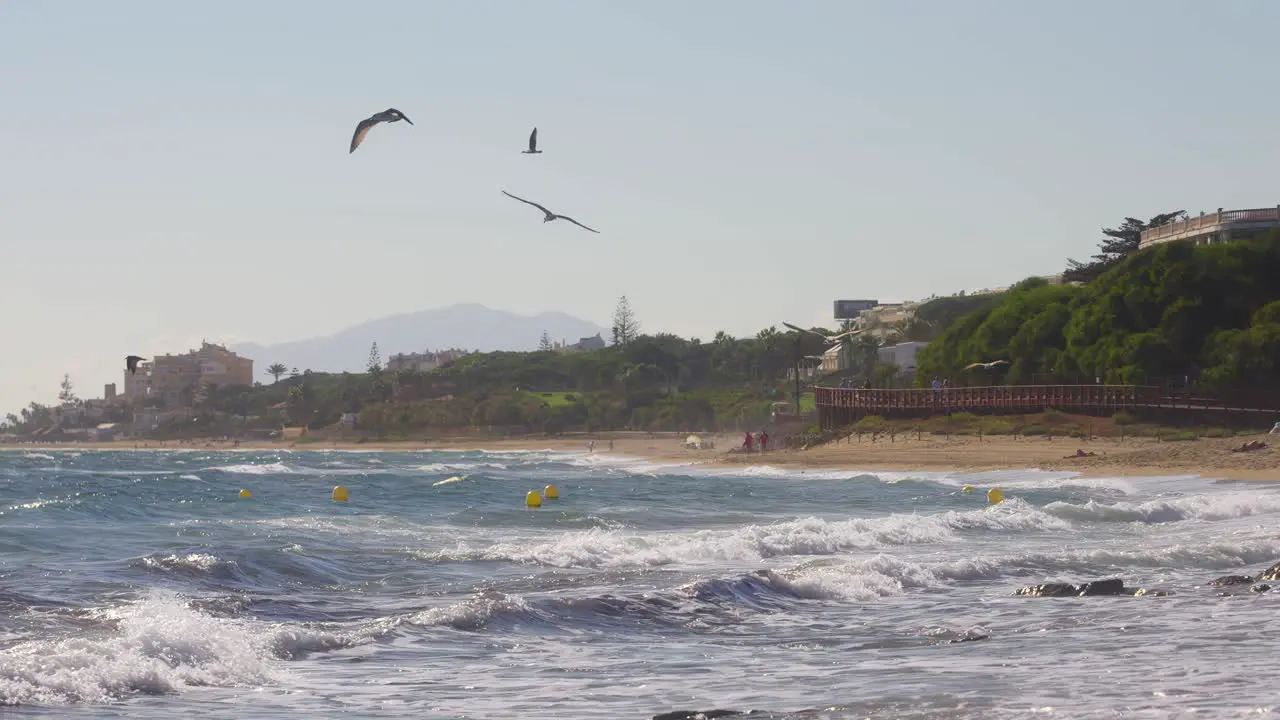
(917, 229, 1280, 392)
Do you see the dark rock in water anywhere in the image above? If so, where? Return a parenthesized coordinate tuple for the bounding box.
(1252, 584, 1271, 593)
(1078, 579, 1126, 596)
(1132, 588, 1173, 597)
(1014, 583, 1077, 597)
(1209, 574, 1256, 587)
(1257, 562, 1280, 582)
(652, 711, 744, 720)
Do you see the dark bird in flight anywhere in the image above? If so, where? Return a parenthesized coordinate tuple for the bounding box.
(522, 127, 542, 154)
(964, 360, 1010, 370)
(501, 190, 600, 233)
(349, 108, 413, 154)
(125, 355, 145, 375)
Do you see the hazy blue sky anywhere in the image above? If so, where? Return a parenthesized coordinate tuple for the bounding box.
(3, 0, 1278, 413)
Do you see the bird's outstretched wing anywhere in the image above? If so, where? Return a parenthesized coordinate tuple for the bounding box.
(826, 329, 861, 342)
(502, 190, 553, 216)
(350, 116, 379, 153)
(963, 362, 982, 370)
(782, 322, 818, 336)
(556, 215, 600, 234)
(528, 127, 538, 152)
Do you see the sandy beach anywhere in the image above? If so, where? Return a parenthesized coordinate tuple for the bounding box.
(4, 430, 1279, 481)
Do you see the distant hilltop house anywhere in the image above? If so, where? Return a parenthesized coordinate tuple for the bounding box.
(53, 396, 120, 427)
(1140, 206, 1280, 249)
(832, 275, 1064, 340)
(124, 341, 254, 408)
(876, 341, 928, 381)
(386, 348, 471, 372)
(554, 333, 607, 353)
(820, 340, 929, 379)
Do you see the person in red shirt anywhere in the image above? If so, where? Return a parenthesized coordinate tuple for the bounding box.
(743, 432, 754, 451)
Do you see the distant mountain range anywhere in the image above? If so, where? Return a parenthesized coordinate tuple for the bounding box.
(232, 303, 607, 379)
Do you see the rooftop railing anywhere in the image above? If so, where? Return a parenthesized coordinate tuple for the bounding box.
(1140, 206, 1280, 245)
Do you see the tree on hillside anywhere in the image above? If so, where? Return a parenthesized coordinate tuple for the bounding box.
(1063, 210, 1185, 283)
(367, 342, 382, 374)
(538, 330, 553, 352)
(57, 374, 77, 405)
(267, 363, 288, 384)
(611, 295, 640, 346)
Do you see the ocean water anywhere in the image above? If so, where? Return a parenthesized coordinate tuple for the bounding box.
(1, 450, 1279, 719)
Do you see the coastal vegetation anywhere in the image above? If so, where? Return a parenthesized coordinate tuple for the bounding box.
(6, 226, 1280, 442)
(917, 228, 1280, 395)
(1, 303, 840, 439)
(1061, 211, 1185, 284)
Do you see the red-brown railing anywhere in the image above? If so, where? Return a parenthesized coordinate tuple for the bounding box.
(815, 384, 1157, 414)
(816, 384, 1280, 416)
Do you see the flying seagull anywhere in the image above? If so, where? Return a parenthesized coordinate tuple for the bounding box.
(522, 127, 542, 154)
(125, 355, 145, 375)
(349, 108, 413, 154)
(501, 190, 599, 233)
(782, 322, 861, 344)
(964, 360, 1010, 370)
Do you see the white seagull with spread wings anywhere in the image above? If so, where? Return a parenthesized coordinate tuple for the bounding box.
(501, 190, 600, 233)
(783, 322, 861, 345)
(963, 360, 1010, 370)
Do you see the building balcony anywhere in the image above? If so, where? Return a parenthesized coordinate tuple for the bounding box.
(1139, 206, 1280, 249)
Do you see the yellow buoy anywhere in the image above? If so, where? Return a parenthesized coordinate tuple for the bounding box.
(962, 485, 975, 493)
(544, 484, 559, 500)
(987, 487, 1004, 504)
(332, 485, 349, 502)
(239, 488, 252, 499)
(525, 490, 543, 508)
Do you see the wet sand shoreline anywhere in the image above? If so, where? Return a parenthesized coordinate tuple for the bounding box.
(4, 431, 1279, 481)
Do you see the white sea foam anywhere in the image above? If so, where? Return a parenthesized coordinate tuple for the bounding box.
(757, 553, 1006, 602)
(415, 462, 509, 473)
(0, 592, 400, 706)
(208, 462, 295, 475)
(1043, 490, 1280, 524)
(405, 591, 531, 631)
(135, 553, 233, 576)
(427, 501, 1071, 570)
(0, 594, 273, 705)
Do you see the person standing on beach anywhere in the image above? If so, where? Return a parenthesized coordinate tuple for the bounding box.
(759, 430, 769, 452)
(743, 432, 754, 451)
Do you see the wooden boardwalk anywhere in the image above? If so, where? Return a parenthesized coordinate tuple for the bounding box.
(815, 384, 1279, 429)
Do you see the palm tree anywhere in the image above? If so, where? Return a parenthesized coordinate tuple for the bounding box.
(267, 363, 288, 383)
